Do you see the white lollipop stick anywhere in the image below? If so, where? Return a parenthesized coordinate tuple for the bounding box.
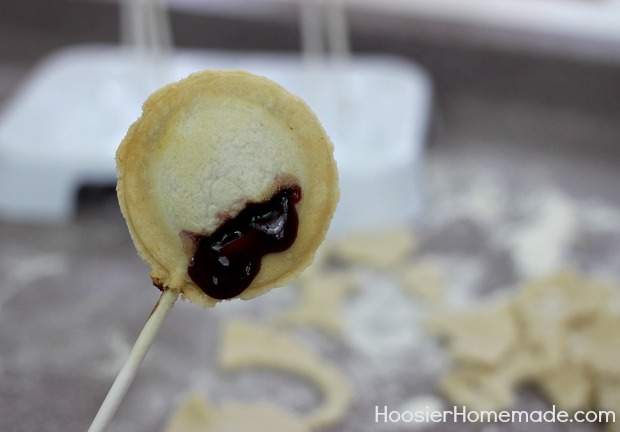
(88, 288, 179, 432)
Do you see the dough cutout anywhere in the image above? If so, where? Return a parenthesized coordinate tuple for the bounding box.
(218, 320, 351, 430)
(162, 392, 309, 432)
(427, 302, 518, 366)
(398, 258, 445, 304)
(330, 227, 415, 269)
(433, 269, 620, 427)
(440, 365, 515, 412)
(277, 271, 357, 336)
(537, 362, 592, 413)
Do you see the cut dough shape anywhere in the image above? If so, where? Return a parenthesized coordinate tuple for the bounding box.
(162, 392, 309, 432)
(398, 258, 445, 303)
(433, 268, 620, 427)
(277, 271, 357, 336)
(579, 311, 620, 377)
(440, 365, 515, 412)
(512, 270, 612, 368)
(330, 227, 415, 269)
(218, 320, 351, 430)
(498, 346, 544, 385)
(513, 269, 610, 329)
(537, 362, 592, 413)
(594, 377, 620, 432)
(427, 302, 518, 366)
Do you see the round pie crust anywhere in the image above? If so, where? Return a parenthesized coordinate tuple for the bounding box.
(116, 70, 339, 307)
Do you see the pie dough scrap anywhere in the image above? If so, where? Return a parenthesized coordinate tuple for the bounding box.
(398, 258, 445, 304)
(440, 365, 515, 413)
(432, 268, 620, 422)
(277, 271, 357, 336)
(513, 318, 567, 370)
(116, 70, 339, 307)
(427, 302, 518, 366)
(330, 227, 415, 269)
(578, 311, 620, 377)
(537, 362, 592, 413)
(162, 392, 309, 432)
(511, 270, 610, 368)
(218, 320, 352, 430)
(594, 377, 620, 432)
(498, 345, 544, 385)
(439, 347, 558, 414)
(513, 269, 610, 330)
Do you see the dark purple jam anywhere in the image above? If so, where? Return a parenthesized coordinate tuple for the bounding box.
(187, 186, 301, 299)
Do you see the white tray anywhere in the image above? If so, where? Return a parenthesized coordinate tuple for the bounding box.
(0, 45, 432, 235)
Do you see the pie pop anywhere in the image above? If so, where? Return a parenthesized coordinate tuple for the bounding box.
(88, 70, 339, 431)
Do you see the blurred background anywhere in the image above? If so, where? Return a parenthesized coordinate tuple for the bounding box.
(1, 0, 620, 431)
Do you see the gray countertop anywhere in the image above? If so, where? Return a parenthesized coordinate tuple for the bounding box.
(3, 141, 620, 432)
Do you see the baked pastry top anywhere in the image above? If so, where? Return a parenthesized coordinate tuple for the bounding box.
(116, 70, 338, 308)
